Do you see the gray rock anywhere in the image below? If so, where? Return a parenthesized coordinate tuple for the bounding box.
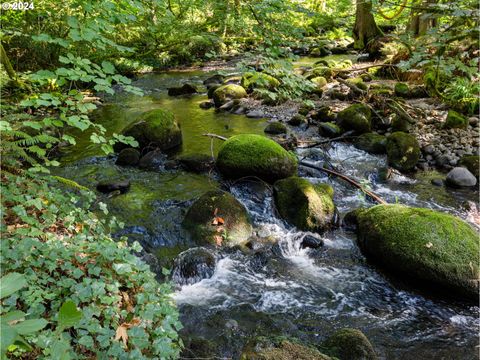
(431, 179, 444, 186)
(246, 110, 264, 118)
(446, 167, 477, 188)
(96, 180, 130, 194)
(423, 145, 435, 154)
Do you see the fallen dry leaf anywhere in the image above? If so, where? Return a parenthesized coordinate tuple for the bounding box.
(214, 235, 223, 246)
(115, 324, 128, 347)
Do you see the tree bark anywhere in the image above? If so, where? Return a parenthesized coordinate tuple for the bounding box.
(353, 0, 383, 50)
(407, 0, 438, 36)
(0, 43, 17, 80)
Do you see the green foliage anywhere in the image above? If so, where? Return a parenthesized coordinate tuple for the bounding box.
(1, 172, 183, 359)
(444, 78, 480, 115)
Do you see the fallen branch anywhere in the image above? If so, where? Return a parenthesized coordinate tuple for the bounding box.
(337, 79, 366, 97)
(299, 161, 387, 205)
(203, 133, 228, 141)
(386, 99, 416, 124)
(298, 131, 356, 148)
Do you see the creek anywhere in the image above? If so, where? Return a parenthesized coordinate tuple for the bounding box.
(55, 61, 479, 360)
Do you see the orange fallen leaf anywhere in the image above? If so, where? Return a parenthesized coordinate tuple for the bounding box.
(216, 217, 224, 225)
(115, 324, 128, 347)
(212, 218, 218, 225)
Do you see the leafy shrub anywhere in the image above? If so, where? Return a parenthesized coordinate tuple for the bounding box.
(1, 172, 182, 359)
(444, 77, 480, 115)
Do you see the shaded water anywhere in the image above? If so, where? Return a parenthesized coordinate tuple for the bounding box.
(57, 68, 479, 359)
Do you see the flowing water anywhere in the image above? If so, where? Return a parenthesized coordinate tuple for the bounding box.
(56, 66, 479, 360)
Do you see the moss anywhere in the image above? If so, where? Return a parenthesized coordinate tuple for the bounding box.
(298, 103, 315, 116)
(311, 105, 335, 122)
(274, 176, 335, 232)
(212, 84, 247, 107)
(207, 84, 221, 98)
(459, 155, 479, 178)
(356, 204, 479, 300)
(288, 114, 307, 126)
(318, 122, 342, 138)
(241, 337, 332, 360)
(311, 66, 333, 80)
(264, 121, 287, 135)
(336, 104, 372, 134)
(183, 190, 252, 246)
(347, 77, 368, 91)
(444, 110, 468, 129)
(314, 183, 334, 199)
(216, 134, 298, 182)
(394, 82, 410, 98)
(386, 132, 420, 171)
(322, 328, 377, 360)
(391, 114, 411, 132)
(241, 72, 280, 92)
(121, 108, 182, 151)
(311, 76, 328, 90)
(354, 133, 386, 154)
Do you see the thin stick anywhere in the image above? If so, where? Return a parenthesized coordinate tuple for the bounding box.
(299, 161, 387, 205)
(203, 133, 228, 141)
(298, 131, 356, 148)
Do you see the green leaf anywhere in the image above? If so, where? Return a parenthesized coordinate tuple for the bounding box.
(58, 300, 82, 330)
(1, 311, 26, 323)
(51, 339, 71, 360)
(0, 324, 18, 354)
(101, 61, 115, 75)
(12, 319, 48, 335)
(0, 273, 27, 299)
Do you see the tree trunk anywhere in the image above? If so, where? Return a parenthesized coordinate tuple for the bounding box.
(407, 0, 438, 36)
(0, 43, 17, 80)
(353, 0, 382, 50)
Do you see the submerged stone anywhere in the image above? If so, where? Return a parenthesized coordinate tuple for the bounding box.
(96, 179, 130, 194)
(322, 328, 377, 360)
(216, 134, 297, 182)
(172, 247, 216, 285)
(183, 190, 252, 246)
(116, 148, 140, 166)
(241, 337, 332, 360)
(177, 153, 213, 173)
(167, 83, 197, 96)
(355, 204, 479, 300)
(274, 177, 335, 233)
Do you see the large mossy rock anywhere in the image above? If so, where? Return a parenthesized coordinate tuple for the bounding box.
(183, 190, 252, 246)
(355, 204, 479, 300)
(336, 104, 372, 134)
(264, 121, 287, 135)
(216, 134, 297, 182)
(274, 177, 335, 232)
(241, 337, 332, 360)
(322, 328, 377, 360)
(444, 110, 468, 129)
(386, 132, 420, 171)
(354, 133, 387, 154)
(459, 155, 479, 178)
(241, 72, 280, 92)
(119, 109, 182, 151)
(212, 84, 247, 107)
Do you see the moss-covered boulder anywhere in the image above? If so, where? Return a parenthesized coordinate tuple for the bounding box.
(216, 134, 297, 182)
(183, 190, 252, 246)
(322, 329, 376, 360)
(116, 148, 140, 166)
(386, 132, 420, 171)
(354, 133, 387, 154)
(288, 114, 307, 126)
(264, 122, 287, 135)
(444, 110, 468, 129)
(355, 204, 479, 300)
(274, 177, 335, 232)
(311, 66, 333, 80)
(347, 77, 368, 91)
(311, 76, 328, 90)
(311, 105, 335, 123)
(241, 72, 280, 92)
(119, 109, 182, 152)
(318, 122, 342, 138)
(336, 104, 372, 134)
(394, 82, 410, 98)
(459, 155, 479, 178)
(391, 114, 411, 132)
(241, 337, 332, 360)
(212, 84, 247, 107)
